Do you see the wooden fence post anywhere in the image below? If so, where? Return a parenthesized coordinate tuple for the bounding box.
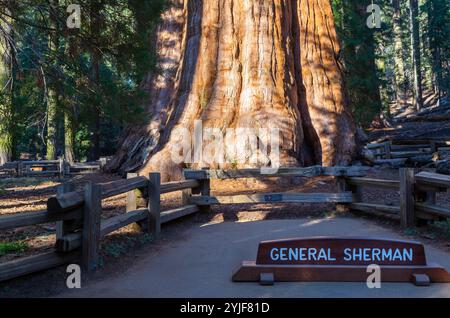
(127, 173, 149, 232)
(192, 167, 211, 213)
(82, 182, 102, 271)
(17, 162, 23, 177)
(400, 168, 416, 228)
(414, 181, 439, 225)
(384, 141, 392, 159)
(99, 157, 108, 171)
(66, 160, 71, 175)
(430, 141, 437, 154)
(336, 177, 348, 213)
(181, 185, 192, 207)
(336, 177, 361, 213)
(126, 173, 138, 212)
(56, 183, 76, 242)
(59, 157, 65, 179)
(148, 173, 161, 238)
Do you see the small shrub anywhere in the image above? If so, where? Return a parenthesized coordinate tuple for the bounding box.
(0, 241, 28, 256)
(104, 243, 127, 258)
(139, 234, 153, 244)
(403, 228, 418, 236)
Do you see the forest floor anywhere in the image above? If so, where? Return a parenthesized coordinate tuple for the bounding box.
(1, 169, 450, 297)
(369, 90, 450, 142)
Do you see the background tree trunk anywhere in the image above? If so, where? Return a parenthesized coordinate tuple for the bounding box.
(108, 0, 357, 181)
(87, 1, 103, 161)
(0, 5, 14, 165)
(64, 110, 75, 164)
(392, 0, 407, 104)
(409, 0, 423, 111)
(63, 29, 76, 164)
(46, 89, 58, 160)
(427, 0, 445, 98)
(46, 0, 62, 160)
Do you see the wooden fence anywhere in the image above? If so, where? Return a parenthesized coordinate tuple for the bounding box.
(342, 168, 450, 227)
(1, 166, 449, 282)
(366, 139, 450, 164)
(183, 166, 368, 207)
(0, 172, 200, 281)
(0, 158, 108, 178)
(184, 166, 450, 228)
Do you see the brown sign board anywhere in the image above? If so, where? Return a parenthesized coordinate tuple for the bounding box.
(233, 237, 450, 285)
(256, 237, 426, 266)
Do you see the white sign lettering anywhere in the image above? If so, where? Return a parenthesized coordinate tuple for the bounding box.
(269, 247, 413, 263)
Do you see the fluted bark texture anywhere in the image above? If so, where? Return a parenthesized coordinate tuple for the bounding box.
(108, 0, 356, 181)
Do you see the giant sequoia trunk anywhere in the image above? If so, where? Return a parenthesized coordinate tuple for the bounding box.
(108, 0, 356, 181)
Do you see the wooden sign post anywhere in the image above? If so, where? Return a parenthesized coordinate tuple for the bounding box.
(232, 237, 450, 286)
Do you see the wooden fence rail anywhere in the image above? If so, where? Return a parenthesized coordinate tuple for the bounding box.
(365, 139, 450, 163)
(0, 172, 201, 282)
(1, 166, 450, 282)
(0, 158, 109, 179)
(344, 168, 450, 227)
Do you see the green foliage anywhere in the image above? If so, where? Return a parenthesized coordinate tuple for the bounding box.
(0, 241, 28, 256)
(1, 0, 167, 161)
(74, 123, 91, 161)
(421, 0, 450, 96)
(403, 227, 419, 236)
(332, 0, 383, 127)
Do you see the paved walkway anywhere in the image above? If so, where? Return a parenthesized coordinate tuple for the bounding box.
(62, 217, 450, 298)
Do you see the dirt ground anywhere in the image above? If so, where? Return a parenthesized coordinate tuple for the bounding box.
(369, 90, 450, 142)
(0, 168, 450, 297)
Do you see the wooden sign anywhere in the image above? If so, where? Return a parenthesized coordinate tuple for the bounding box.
(232, 237, 450, 286)
(256, 237, 426, 266)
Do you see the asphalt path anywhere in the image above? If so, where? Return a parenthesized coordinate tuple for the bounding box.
(61, 217, 450, 298)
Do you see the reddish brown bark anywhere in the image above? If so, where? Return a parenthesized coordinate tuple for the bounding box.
(108, 0, 356, 181)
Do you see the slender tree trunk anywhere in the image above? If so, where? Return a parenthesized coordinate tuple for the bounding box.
(427, 0, 443, 98)
(0, 6, 14, 165)
(88, 56, 101, 161)
(46, 89, 58, 160)
(108, 0, 356, 181)
(392, 0, 407, 104)
(46, 0, 62, 160)
(432, 45, 443, 98)
(63, 29, 76, 163)
(88, 2, 102, 161)
(64, 110, 75, 163)
(409, 0, 423, 111)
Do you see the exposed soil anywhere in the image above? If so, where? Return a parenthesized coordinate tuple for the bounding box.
(0, 169, 450, 297)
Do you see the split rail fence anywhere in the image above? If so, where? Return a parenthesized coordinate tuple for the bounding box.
(1, 166, 449, 282)
(342, 169, 450, 227)
(366, 139, 450, 165)
(0, 158, 109, 178)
